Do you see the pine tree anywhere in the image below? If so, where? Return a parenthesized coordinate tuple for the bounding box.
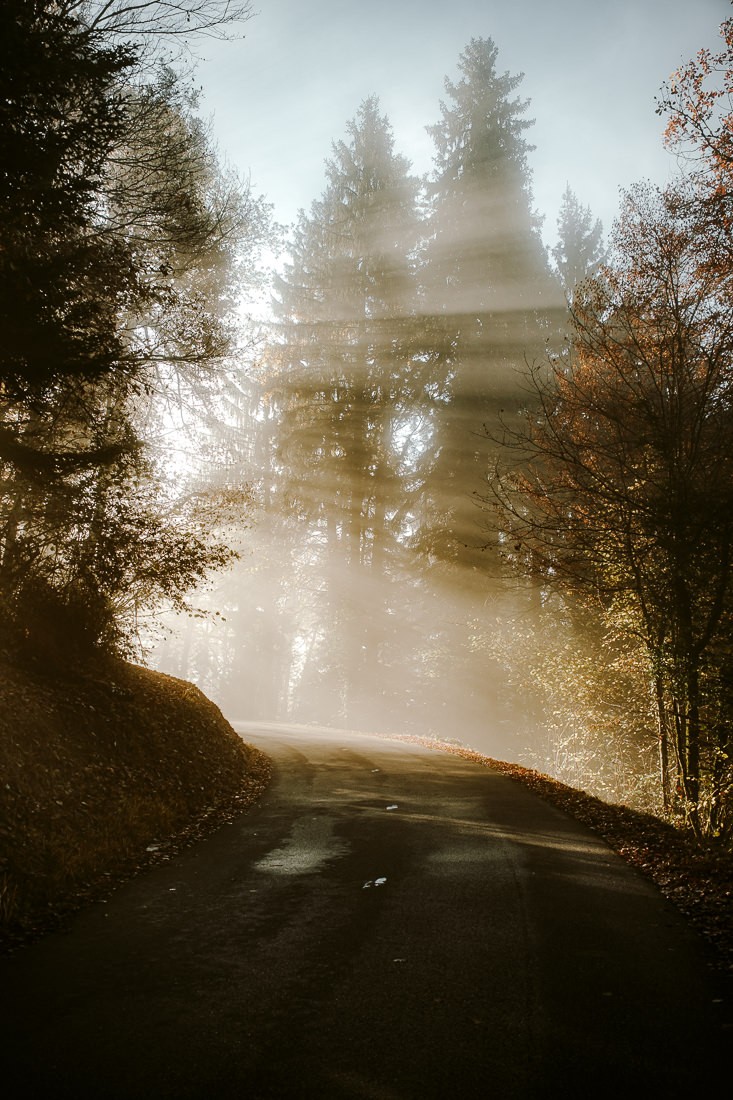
(422, 38, 561, 568)
(0, 1, 138, 401)
(0, 1, 264, 654)
(268, 97, 425, 725)
(552, 185, 605, 303)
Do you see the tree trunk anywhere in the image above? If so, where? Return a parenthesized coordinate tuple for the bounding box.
(671, 660, 702, 837)
(653, 671, 672, 814)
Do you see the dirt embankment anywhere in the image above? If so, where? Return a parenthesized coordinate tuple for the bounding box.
(0, 651, 270, 949)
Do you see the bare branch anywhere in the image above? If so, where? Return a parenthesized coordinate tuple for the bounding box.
(63, 1, 253, 39)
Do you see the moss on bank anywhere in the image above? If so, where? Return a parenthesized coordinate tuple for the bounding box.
(0, 651, 270, 949)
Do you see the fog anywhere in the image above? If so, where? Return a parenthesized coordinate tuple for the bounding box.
(148, 283, 580, 779)
(151, 523, 535, 760)
(147, 336, 654, 808)
(147, 24, 670, 811)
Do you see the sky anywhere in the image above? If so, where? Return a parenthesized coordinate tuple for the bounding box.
(191, 0, 731, 249)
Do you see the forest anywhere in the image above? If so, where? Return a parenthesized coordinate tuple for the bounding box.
(2, 0, 733, 842)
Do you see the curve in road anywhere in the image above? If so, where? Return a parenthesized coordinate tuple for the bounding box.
(1, 727, 730, 1099)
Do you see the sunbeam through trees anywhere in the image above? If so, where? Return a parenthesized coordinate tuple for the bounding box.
(4, 2, 733, 839)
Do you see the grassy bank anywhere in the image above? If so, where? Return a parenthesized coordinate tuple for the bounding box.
(0, 650, 270, 949)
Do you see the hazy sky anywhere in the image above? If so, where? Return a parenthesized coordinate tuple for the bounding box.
(193, 0, 729, 246)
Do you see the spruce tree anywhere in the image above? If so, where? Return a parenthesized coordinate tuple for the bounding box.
(269, 97, 425, 725)
(552, 185, 606, 303)
(0, 1, 263, 654)
(422, 38, 561, 569)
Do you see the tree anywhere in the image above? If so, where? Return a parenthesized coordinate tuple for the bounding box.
(552, 185, 605, 303)
(421, 38, 561, 569)
(493, 180, 733, 836)
(0, 1, 139, 403)
(267, 97, 426, 725)
(0, 0, 267, 655)
(657, 16, 733, 188)
(0, 3, 263, 403)
(64, 1, 253, 41)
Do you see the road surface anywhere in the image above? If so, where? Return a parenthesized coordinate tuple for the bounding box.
(1, 726, 730, 1098)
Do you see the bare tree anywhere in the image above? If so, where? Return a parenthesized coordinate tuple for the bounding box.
(65, 1, 253, 41)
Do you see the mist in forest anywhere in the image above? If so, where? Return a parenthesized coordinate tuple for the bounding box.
(152, 524, 534, 758)
(149, 38, 655, 807)
(151, 50, 560, 759)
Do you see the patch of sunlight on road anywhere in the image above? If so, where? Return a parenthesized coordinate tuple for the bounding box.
(253, 814, 348, 876)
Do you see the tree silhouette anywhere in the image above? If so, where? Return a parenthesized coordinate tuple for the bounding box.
(0, 1, 267, 655)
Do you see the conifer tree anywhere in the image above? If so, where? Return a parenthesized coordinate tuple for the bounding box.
(422, 38, 561, 569)
(269, 97, 425, 724)
(552, 185, 605, 303)
(0, 0, 265, 654)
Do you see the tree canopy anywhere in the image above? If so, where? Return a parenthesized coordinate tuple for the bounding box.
(421, 37, 562, 568)
(493, 177, 733, 835)
(0, 0, 268, 656)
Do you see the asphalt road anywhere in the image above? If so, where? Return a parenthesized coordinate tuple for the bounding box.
(1, 727, 730, 1099)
